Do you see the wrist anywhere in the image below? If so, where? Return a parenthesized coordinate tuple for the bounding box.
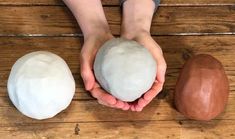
(80, 18, 110, 37)
(121, 28, 151, 40)
(63, 0, 111, 40)
(83, 22, 113, 40)
(121, 0, 155, 39)
(84, 30, 114, 45)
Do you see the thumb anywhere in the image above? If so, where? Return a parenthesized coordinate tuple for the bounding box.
(157, 63, 166, 83)
(156, 56, 167, 83)
(80, 57, 95, 91)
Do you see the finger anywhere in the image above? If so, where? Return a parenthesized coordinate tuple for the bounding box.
(132, 98, 147, 112)
(137, 98, 148, 109)
(122, 102, 130, 111)
(144, 81, 163, 101)
(134, 98, 150, 112)
(99, 100, 129, 110)
(114, 100, 125, 109)
(124, 102, 131, 110)
(130, 105, 136, 111)
(98, 100, 115, 108)
(135, 105, 143, 112)
(91, 83, 117, 105)
(80, 55, 95, 91)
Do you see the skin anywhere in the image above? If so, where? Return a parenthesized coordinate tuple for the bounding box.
(63, 0, 167, 111)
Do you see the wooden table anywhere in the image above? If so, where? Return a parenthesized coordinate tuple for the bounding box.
(0, 0, 235, 138)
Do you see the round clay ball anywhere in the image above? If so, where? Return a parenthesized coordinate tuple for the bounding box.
(94, 38, 157, 102)
(7, 51, 75, 120)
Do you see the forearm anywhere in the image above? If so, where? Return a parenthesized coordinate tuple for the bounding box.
(63, 0, 111, 39)
(121, 0, 155, 38)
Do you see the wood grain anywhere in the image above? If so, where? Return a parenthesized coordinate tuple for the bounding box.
(0, 6, 235, 36)
(0, 0, 235, 6)
(0, 96, 235, 124)
(1, 120, 235, 139)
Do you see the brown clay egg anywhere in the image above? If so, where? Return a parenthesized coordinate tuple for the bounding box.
(175, 54, 229, 121)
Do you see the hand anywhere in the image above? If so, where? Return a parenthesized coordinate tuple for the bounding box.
(80, 33, 130, 110)
(122, 32, 167, 112)
(120, 0, 166, 111)
(63, 0, 130, 110)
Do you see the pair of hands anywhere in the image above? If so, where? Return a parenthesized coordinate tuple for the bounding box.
(63, 0, 166, 111)
(80, 32, 167, 112)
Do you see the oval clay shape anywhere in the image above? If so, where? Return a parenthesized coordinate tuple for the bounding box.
(175, 54, 229, 121)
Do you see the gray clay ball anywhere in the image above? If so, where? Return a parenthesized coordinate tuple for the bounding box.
(94, 38, 157, 102)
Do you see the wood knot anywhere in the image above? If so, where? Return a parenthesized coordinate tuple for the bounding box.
(40, 14, 50, 20)
(74, 124, 80, 135)
(178, 121, 183, 125)
(182, 48, 194, 61)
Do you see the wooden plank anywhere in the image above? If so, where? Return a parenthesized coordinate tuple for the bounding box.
(0, 0, 64, 5)
(0, 6, 235, 36)
(0, 0, 235, 6)
(0, 36, 235, 99)
(0, 95, 235, 124)
(161, 0, 235, 6)
(1, 120, 235, 139)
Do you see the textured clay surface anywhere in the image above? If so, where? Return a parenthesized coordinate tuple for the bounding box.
(175, 54, 229, 121)
(94, 38, 157, 102)
(8, 51, 75, 120)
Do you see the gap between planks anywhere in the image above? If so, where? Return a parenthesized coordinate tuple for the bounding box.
(1, 119, 235, 126)
(0, 32, 235, 37)
(0, 3, 234, 7)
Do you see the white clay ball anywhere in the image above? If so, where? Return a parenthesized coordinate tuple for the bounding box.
(7, 51, 75, 120)
(94, 38, 157, 102)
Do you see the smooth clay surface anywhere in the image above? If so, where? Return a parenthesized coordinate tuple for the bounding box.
(94, 38, 157, 102)
(8, 51, 75, 120)
(175, 54, 229, 121)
